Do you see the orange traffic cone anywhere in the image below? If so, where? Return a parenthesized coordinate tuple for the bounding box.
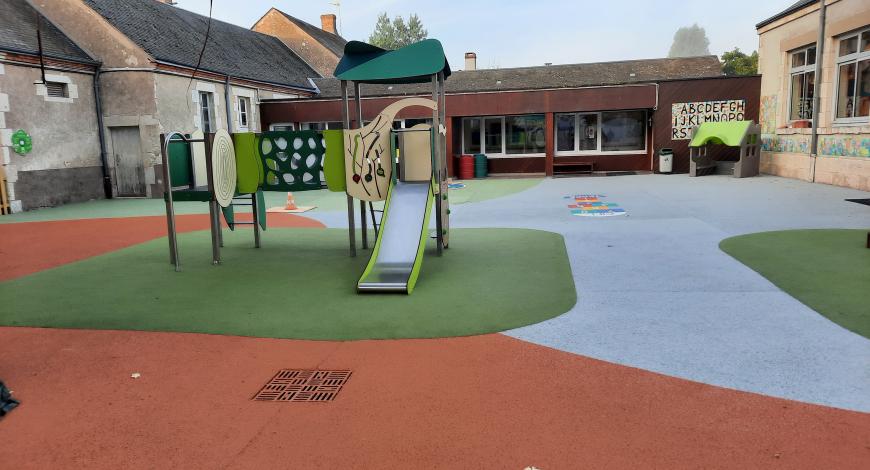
(284, 192, 298, 211)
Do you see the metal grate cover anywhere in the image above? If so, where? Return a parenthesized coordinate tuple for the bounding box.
(253, 369, 351, 402)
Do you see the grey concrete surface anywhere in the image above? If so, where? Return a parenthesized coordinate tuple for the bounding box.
(318, 174, 870, 411)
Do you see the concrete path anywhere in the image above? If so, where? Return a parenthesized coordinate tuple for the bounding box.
(452, 174, 870, 412)
(312, 174, 870, 411)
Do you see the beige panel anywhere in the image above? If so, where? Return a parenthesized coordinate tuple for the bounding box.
(344, 98, 436, 201)
(400, 124, 433, 183)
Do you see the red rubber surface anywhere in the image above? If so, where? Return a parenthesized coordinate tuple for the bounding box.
(0, 327, 867, 469)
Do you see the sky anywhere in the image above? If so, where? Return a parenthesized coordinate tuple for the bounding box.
(177, 0, 791, 69)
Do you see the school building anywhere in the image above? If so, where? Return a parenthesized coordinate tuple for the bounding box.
(260, 55, 760, 176)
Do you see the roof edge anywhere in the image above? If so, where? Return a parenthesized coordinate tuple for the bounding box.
(756, 0, 819, 29)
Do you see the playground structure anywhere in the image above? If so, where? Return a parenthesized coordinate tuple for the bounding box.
(160, 39, 451, 294)
(689, 120, 761, 178)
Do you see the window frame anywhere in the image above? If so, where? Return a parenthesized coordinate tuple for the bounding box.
(787, 44, 817, 123)
(461, 115, 546, 158)
(269, 122, 295, 131)
(198, 91, 215, 134)
(833, 27, 870, 125)
(554, 110, 647, 156)
(237, 96, 249, 130)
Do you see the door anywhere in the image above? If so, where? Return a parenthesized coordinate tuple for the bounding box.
(110, 126, 145, 197)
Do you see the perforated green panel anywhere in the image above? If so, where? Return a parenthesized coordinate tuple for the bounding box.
(258, 131, 324, 192)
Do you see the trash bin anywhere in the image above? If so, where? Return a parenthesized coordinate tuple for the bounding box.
(658, 148, 674, 173)
(473, 153, 488, 178)
(458, 154, 475, 179)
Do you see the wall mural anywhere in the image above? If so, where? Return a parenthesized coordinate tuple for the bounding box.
(671, 100, 746, 140)
(760, 95, 778, 134)
(11, 130, 32, 155)
(761, 134, 870, 158)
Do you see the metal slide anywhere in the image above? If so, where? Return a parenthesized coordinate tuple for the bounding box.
(357, 180, 434, 293)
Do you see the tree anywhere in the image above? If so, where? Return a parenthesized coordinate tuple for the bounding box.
(721, 48, 758, 75)
(369, 13, 428, 49)
(668, 24, 711, 58)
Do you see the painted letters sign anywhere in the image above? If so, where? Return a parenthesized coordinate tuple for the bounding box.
(671, 100, 746, 140)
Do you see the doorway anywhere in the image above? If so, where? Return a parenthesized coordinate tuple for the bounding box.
(110, 126, 145, 197)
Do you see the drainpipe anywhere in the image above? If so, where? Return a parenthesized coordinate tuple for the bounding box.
(810, 0, 826, 182)
(93, 67, 112, 199)
(224, 74, 233, 132)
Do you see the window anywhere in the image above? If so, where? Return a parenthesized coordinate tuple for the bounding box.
(555, 111, 645, 154)
(835, 26, 870, 122)
(505, 115, 545, 154)
(462, 118, 481, 153)
(45, 81, 68, 98)
(270, 123, 295, 131)
(300, 122, 344, 131)
(199, 91, 215, 133)
(601, 111, 645, 151)
(789, 45, 816, 121)
(461, 115, 546, 156)
(237, 96, 250, 129)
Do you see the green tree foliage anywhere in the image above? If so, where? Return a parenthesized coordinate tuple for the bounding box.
(368, 13, 428, 49)
(721, 48, 759, 75)
(668, 24, 711, 58)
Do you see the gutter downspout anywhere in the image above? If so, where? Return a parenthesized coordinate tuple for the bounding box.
(224, 74, 233, 132)
(93, 67, 112, 199)
(810, 0, 826, 182)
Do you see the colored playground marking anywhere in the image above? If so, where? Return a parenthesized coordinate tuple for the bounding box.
(721, 229, 870, 339)
(0, 228, 576, 340)
(0, 213, 323, 282)
(1, 327, 868, 469)
(565, 194, 627, 217)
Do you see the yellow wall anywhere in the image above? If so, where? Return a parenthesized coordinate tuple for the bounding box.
(757, 0, 870, 191)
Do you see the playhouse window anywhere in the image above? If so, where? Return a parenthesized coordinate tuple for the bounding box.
(834, 27, 870, 122)
(789, 45, 816, 121)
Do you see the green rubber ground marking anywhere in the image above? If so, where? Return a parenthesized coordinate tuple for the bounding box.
(720, 229, 870, 339)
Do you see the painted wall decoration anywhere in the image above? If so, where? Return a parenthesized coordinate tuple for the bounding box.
(259, 130, 325, 192)
(671, 100, 746, 140)
(564, 194, 626, 217)
(760, 95, 778, 134)
(11, 130, 32, 155)
(819, 135, 870, 158)
(761, 134, 810, 154)
(761, 134, 870, 158)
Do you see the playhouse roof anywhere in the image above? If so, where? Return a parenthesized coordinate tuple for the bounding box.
(333, 40, 451, 84)
(689, 121, 753, 147)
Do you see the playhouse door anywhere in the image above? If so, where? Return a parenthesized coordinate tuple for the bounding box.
(110, 126, 146, 197)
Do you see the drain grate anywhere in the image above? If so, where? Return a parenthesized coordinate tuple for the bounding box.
(253, 369, 352, 402)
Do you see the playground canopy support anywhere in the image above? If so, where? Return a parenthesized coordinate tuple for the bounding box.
(688, 120, 761, 178)
(334, 40, 451, 258)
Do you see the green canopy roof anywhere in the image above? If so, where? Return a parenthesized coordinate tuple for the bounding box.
(689, 121, 753, 147)
(333, 39, 451, 84)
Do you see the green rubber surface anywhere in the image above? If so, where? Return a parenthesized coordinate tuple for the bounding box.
(720, 229, 870, 339)
(449, 177, 543, 205)
(0, 228, 576, 340)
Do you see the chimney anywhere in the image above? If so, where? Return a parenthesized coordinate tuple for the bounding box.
(465, 52, 477, 71)
(321, 14, 337, 34)
(156, 0, 177, 4)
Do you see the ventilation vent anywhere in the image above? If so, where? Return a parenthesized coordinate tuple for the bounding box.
(45, 82, 68, 98)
